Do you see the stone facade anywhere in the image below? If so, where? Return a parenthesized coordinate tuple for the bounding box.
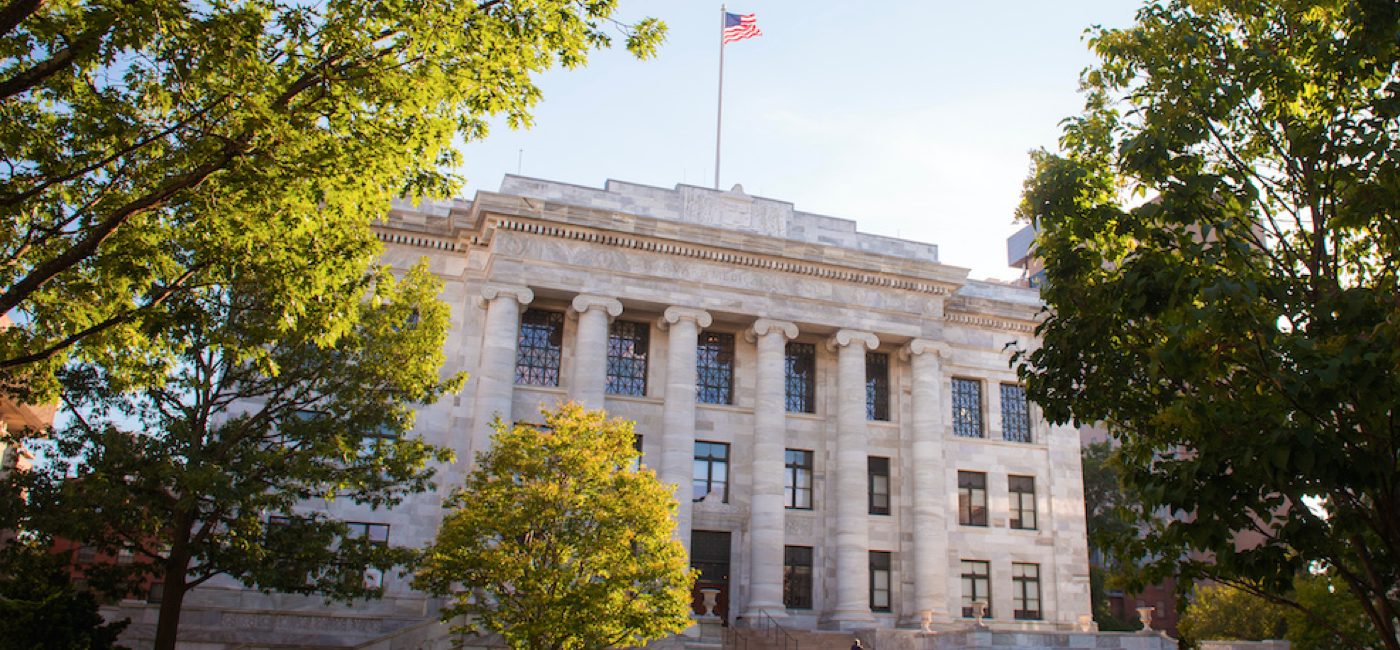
(120, 176, 1093, 648)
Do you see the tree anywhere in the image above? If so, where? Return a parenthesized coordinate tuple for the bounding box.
(0, 0, 665, 402)
(0, 542, 130, 650)
(0, 263, 464, 650)
(415, 405, 694, 650)
(1015, 1, 1400, 648)
(1286, 573, 1387, 650)
(1178, 584, 1287, 646)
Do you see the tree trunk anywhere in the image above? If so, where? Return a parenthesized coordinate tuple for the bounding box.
(152, 518, 193, 650)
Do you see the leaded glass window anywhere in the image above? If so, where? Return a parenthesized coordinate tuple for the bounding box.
(1001, 383, 1031, 442)
(606, 320, 649, 396)
(952, 378, 983, 437)
(866, 352, 889, 421)
(516, 309, 564, 386)
(785, 342, 816, 413)
(696, 331, 734, 405)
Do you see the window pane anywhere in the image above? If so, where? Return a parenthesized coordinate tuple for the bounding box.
(697, 331, 735, 404)
(866, 352, 890, 421)
(785, 342, 816, 413)
(952, 378, 983, 437)
(606, 320, 649, 395)
(516, 309, 564, 386)
(1001, 383, 1031, 442)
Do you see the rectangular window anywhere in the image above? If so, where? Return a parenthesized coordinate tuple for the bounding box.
(1009, 475, 1037, 530)
(959, 471, 987, 526)
(961, 560, 991, 618)
(345, 522, 390, 545)
(785, 342, 816, 413)
(1001, 383, 1032, 443)
(76, 545, 97, 564)
(866, 352, 890, 421)
(516, 309, 565, 386)
(693, 442, 730, 502)
(784, 449, 813, 509)
(784, 546, 814, 609)
(869, 551, 892, 611)
(606, 320, 649, 396)
(630, 434, 644, 472)
(696, 331, 735, 405)
(868, 456, 890, 515)
(1013, 563, 1042, 620)
(952, 378, 983, 437)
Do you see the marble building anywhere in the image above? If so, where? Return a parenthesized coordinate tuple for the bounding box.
(128, 176, 1094, 647)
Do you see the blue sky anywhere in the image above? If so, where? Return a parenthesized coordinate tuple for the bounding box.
(451, 1, 1143, 281)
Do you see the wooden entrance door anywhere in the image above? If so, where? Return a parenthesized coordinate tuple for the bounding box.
(690, 530, 731, 623)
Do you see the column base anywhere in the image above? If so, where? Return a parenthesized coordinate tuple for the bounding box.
(741, 602, 788, 623)
(819, 609, 876, 630)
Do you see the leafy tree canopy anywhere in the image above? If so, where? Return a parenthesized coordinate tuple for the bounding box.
(415, 405, 694, 650)
(0, 262, 464, 650)
(0, 542, 130, 650)
(1178, 583, 1288, 645)
(1015, 1, 1400, 648)
(0, 0, 664, 401)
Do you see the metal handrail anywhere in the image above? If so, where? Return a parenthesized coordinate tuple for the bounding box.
(721, 612, 747, 650)
(755, 610, 798, 650)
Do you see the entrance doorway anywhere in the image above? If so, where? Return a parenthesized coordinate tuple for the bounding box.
(690, 530, 731, 623)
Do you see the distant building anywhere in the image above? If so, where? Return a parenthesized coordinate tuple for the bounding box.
(112, 177, 1095, 648)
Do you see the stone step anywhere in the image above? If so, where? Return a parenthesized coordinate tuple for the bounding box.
(729, 627, 855, 650)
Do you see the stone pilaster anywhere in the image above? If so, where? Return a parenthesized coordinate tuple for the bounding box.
(743, 319, 798, 619)
(901, 339, 953, 626)
(658, 306, 712, 554)
(569, 295, 623, 410)
(825, 329, 879, 628)
(471, 284, 533, 466)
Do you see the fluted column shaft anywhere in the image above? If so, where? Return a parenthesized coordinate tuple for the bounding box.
(904, 339, 952, 625)
(472, 285, 533, 466)
(659, 307, 711, 554)
(827, 330, 879, 627)
(744, 319, 798, 619)
(570, 295, 623, 410)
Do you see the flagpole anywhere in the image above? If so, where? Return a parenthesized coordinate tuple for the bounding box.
(714, 4, 725, 190)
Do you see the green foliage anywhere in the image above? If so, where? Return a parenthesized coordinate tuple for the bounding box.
(1016, 1, 1400, 648)
(0, 0, 666, 402)
(416, 405, 694, 650)
(0, 263, 463, 649)
(1088, 565, 1140, 633)
(1178, 584, 1287, 645)
(0, 543, 130, 650)
(1082, 442, 1143, 632)
(1286, 573, 1386, 650)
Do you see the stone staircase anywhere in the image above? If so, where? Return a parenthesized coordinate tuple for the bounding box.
(727, 626, 855, 650)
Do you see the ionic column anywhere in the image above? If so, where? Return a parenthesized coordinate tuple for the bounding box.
(743, 319, 798, 619)
(471, 284, 533, 465)
(902, 339, 953, 626)
(569, 295, 623, 410)
(658, 306, 711, 554)
(826, 329, 879, 628)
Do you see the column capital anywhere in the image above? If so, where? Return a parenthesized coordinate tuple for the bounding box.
(744, 319, 798, 343)
(825, 329, 879, 353)
(476, 284, 533, 310)
(900, 338, 952, 361)
(569, 295, 623, 320)
(658, 306, 712, 331)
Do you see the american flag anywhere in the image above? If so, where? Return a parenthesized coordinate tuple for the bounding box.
(723, 13, 761, 44)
